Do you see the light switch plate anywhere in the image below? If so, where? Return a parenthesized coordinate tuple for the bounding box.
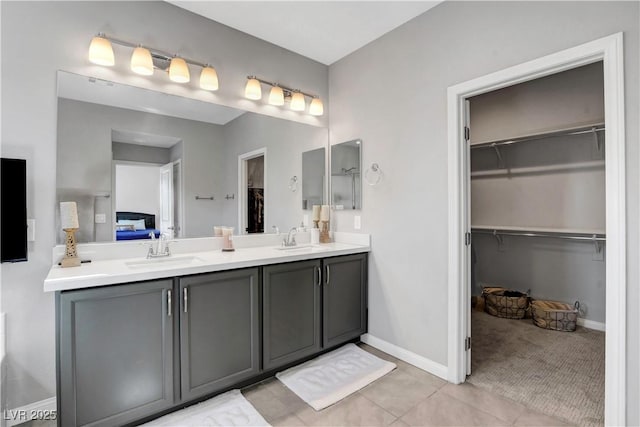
(27, 219, 35, 241)
(354, 215, 361, 230)
(95, 213, 106, 224)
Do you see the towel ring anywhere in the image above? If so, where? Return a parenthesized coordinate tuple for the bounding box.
(288, 176, 298, 192)
(364, 163, 383, 186)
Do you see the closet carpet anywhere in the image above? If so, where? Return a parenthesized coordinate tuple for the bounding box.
(469, 310, 604, 427)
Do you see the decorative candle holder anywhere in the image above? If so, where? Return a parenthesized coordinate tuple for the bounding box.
(61, 228, 81, 268)
(320, 220, 331, 243)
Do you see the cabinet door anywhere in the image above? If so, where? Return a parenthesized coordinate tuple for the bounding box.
(58, 280, 174, 427)
(263, 260, 321, 370)
(179, 268, 260, 402)
(323, 254, 368, 348)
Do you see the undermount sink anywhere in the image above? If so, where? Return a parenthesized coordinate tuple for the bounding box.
(125, 255, 205, 269)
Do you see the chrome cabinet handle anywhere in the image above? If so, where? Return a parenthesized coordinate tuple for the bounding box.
(325, 265, 330, 285)
(184, 288, 188, 313)
(316, 266, 321, 286)
(167, 289, 172, 317)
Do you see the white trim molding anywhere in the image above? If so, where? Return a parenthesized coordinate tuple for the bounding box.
(3, 397, 56, 427)
(447, 33, 626, 427)
(361, 334, 448, 380)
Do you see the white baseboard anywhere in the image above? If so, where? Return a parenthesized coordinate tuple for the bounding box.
(4, 397, 56, 427)
(577, 318, 606, 332)
(361, 334, 448, 380)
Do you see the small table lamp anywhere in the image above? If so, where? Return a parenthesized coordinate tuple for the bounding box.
(60, 201, 81, 267)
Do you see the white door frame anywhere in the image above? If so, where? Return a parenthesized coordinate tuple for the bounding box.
(447, 33, 626, 426)
(238, 147, 267, 234)
(172, 159, 184, 238)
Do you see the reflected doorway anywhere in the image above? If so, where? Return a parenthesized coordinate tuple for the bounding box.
(239, 148, 266, 234)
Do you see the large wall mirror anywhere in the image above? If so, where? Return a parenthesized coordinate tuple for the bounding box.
(56, 70, 328, 244)
(330, 139, 361, 210)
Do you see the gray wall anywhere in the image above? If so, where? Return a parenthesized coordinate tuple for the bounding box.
(220, 112, 328, 232)
(328, 1, 639, 423)
(57, 98, 226, 241)
(1, 0, 328, 409)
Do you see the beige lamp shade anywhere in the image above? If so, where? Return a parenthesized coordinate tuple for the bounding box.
(89, 36, 114, 66)
(130, 47, 154, 75)
(169, 57, 190, 83)
(309, 98, 324, 116)
(200, 66, 219, 91)
(245, 78, 262, 100)
(60, 202, 79, 229)
(320, 205, 330, 221)
(268, 86, 285, 106)
(290, 92, 306, 111)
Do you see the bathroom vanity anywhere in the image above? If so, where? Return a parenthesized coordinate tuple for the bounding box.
(45, 233, 369, 426)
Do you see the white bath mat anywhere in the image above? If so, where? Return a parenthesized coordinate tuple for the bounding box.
(142, 389, 270, 426)
(276, 343, 396, 410)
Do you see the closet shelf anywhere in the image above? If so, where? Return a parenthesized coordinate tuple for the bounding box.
(470, 123, 605, 150)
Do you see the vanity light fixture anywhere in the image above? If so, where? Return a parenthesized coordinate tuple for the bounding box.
(88, 35, 115, 66)
(268, 86, 285, 106)
(290, 91, 306, 111)
(88, 33, 219, 91)
(130, 46, 154, 76)
(245, 77, 262, 100)
(169, 57, 190, 83)
(244, 76, 324, 116)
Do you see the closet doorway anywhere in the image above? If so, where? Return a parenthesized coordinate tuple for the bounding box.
(447, 33, 626, 426)
(239, 148, 267, 234)
(467, 62, 605, 426)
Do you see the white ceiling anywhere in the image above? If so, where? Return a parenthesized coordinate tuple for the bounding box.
(167, 1, 441, 65)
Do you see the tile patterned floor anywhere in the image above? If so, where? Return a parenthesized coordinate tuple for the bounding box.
(20, 343, 573, 427)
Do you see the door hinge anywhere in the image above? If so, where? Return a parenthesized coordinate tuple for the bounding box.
(464, 126, 470, 141)
(465, 232, 472, 246)
(465, 336, 472, 351)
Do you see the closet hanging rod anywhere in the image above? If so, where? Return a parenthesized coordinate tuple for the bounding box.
(470, 124, 605, 150)
(471, 228, 606, 242)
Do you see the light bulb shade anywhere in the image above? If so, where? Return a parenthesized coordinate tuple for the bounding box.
(169, 57, 190, 83)
(89, 36, 114, 66)
(309, 98, 324, 116)
(130, 47, 154, 76)
(60, 202, 79, 230)
(200, 66, 219, 91)
(245, 78, 262, 100)
(268, 86, 285, 106)
(290, 92, 306, 111)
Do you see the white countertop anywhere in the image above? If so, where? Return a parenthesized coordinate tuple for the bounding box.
(44, 233, 370, 292)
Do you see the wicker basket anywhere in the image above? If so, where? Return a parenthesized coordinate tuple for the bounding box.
(482, 286, 529, 319)
(530, 299, 578, 332)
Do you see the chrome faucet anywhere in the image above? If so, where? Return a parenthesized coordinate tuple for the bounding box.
(282, 227, 297, 247)
(147, 233, 172, 258)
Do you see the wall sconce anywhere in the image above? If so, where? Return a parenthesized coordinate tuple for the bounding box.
(244, 76, 324, 116)
(88, 33, 219, 91)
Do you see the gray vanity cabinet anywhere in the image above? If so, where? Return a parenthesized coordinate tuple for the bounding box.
(323, 253, 368, 348)
(263, 260, 322, 370)
(179, 268, 260, 402)
(57, 279, 174, 427)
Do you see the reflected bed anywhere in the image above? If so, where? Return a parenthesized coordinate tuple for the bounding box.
(115, 211, 160, 241)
